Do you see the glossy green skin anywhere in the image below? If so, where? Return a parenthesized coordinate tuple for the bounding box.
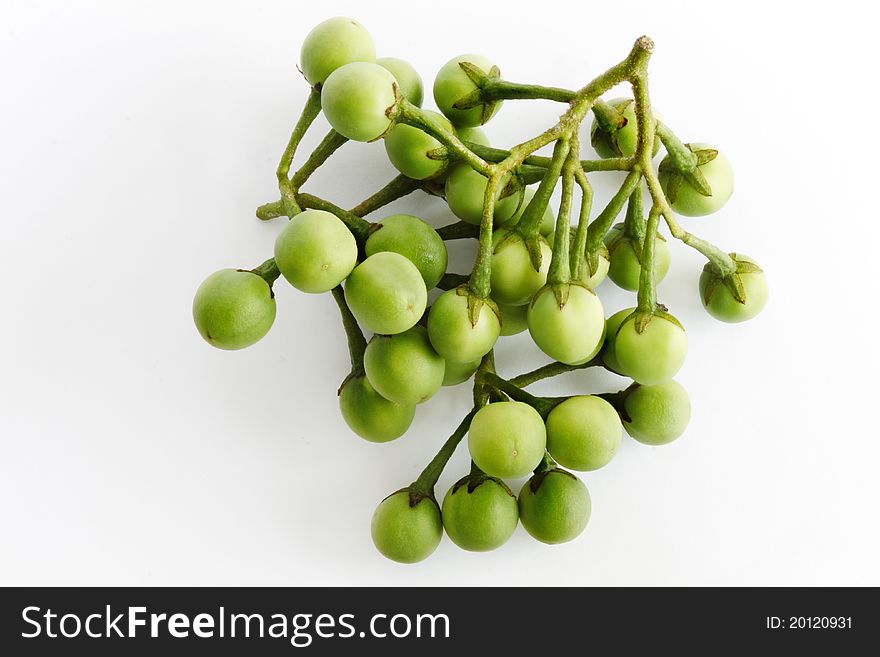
(427, 289, 500, 362)
(193, 269, 276, 350)
(365, 214, 448, 289)
(468, 401, 547, 479)
(456, 126, 490, 147)
(444, 163, 522, 226)
(546, 396, 622, 471)
(371, 491, 442, 563)
(623, 380, 691, 445)
(699, 255, 768, 323)
(498, 303, 528, 336)
(490, 229, 551, 306)
(433, 54, 502, 128)
(527, 285, 605, 365)
(605, 224, 671, 292)
(300, 17, 375, 86)
(383, 110, 452, 180)
(518, 470, 591, 544)
(274, 209, 358, 293)
(441, 357, 482, 386)
(441, 477, 519, 552)
(376, 57, 423, 106)
(338, 376, 415, 443)
(660, 143, 734, 217)
(601, 307, 635, 374)
(344, 252, 427, 335)
(321, 62, 397, 142)
(615, 314, 687, 385)
(364, 326, 445, 405)
(591, 97, 660, 159)
(502, 188, 554, 235)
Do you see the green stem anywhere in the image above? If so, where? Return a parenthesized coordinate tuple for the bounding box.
(249, 258, 280, 286)
(331, 286, 366, 370)
(622, 185, 646, 243)
(547, 137, 578, 286)
(637, 206, 660, 311)
(586, 169, 642, 255)
(655, 121, 697, 172)
(509, 357, 602, 388)
(256, 200, 284, 220)
(411, 409, 477, 495)
(296, 194, 374, 243)
(570, 166, 594, 282)
(467, 174, 500, 299)
(349, 174, 421, 218)
(396, 100, 491, 175)
(289, 129, 349, 189)
(476, 372, 560, 418)
(516, 138, 570, 237)
(276, 88, 322, 216)
(591, 98, 627, 131)
(464, 142, 631, 173)
(437, 221, 479, 241)
(476, 79, 576, 104)
(642, 168, 737, 276)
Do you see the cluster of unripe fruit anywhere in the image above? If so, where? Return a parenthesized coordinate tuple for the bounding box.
(192, 17, 767, 562)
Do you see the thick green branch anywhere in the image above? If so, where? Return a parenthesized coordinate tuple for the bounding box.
(331, 286, 366, 370)
(509, 357, 602, 388)
(349, 174, 421, 218)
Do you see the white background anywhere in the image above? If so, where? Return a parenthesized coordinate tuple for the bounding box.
(2, 0, 878, 586)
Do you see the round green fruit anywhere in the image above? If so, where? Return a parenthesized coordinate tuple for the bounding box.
(444, 163, 522, 226)
(427, 289, 500, 362)
(364, 326, 445, 405)
(344, 252, 427, 335)
(383, 110, 453, 180)
(490, 229, 551, 306)
(614, 313, 687, 385)
(365, 214, 448, 289)
(441, 475, 518, 552)
(590, 97, 660, 159)
(193, 269, 276, 350)
(274, 208, 358, 293)
(300, 17, 375, 86)
(659, 143, 734, 217)
(623, 380, 691, 445)
(433, 54, 502, 127)
(467, 401, 546, 479)
(546, 396, 622, 471)
(604, 223, 671, 292)
(338, 375, 415, 443)
(518, 469, 590, 544)
(601, 307, 635, 374)
(527, 284, 605, 365)
(321, 62, 397, 142)
(442, 357, 482, 386)
(498, 303, 528, 336)
(456, 126, 490, 147)
(371, 490, 442, 563)
(376, 57, 423, 106)
(699, 254, 768, 323)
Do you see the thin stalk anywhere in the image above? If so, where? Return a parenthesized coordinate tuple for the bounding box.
(623, 185, 646, 243)
(250, 258, 280, 286)
(467, 174, 501, 299)
(637, 206, 661, 311)
(570, 165, 594, 281)
(289, 129, 349, 189)
(516, 139, 570, 238)
(477, 79, 576, 104)
(655, 121, 697, 172)
(509, 356, 602, 388)
(547, 137, 578, 286)
(395, 100, 492, 175)
(349, 174, 421, 218)
(276, 88, 322, 216)
(297, 194, 373, 243)
(586, 169, 642, 255)
(411, 410, 477, 495)
(464, 142, 631, 173)
(476, 372, 560, 418)
(437, 221, 479, 241)
(331, 286, 366, 369)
